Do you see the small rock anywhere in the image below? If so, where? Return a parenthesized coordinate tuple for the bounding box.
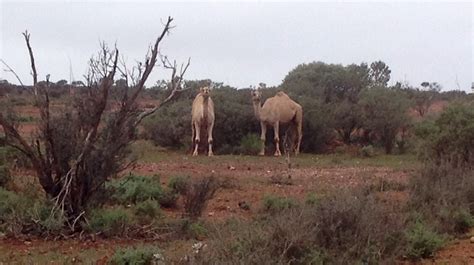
(229, 166, 236, 171)
(266, 170, 271, 173)
(208, 212, 214, 217)
(211, 170, 215, 173)
(470, 236, 474, 243)
(24, 241, 32, 245)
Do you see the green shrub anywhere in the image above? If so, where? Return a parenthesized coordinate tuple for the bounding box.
(183, 221, 208, 240)
(405, 221, 445, 260)
(107, 175, 163, 204)
(262, 195, 297, 213)
(0, 188, 64, 235)
(416, 104, 474, 168)
(157, 190, 178, 208)
(110, 245, 163, 265)
(239, 133, 261, 155)
(86, 208, 131, 237)
(451, 210, 474, 234)
(359, 145, 375, 158)
(133, 199, 161, 222)
(167, 175, 190, 195)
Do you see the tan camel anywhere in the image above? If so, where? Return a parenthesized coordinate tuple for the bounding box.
(251, 89, 303, 156)
(191, 86, 215, 156)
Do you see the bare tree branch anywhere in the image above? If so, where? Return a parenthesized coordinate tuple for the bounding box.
(22, 31, 38, 95)
(133, 57, 190, 126)
(0, 59, 26, 88)
(129, 16, 174, 104)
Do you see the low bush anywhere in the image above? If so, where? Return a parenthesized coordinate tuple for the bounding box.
(262, 195, 297, 213)
(107, 174, 180, 210)
(157, 190, 178, 209)
(106, 175, 163, 205)
(110, 245, 163, 265)
(181, 220, 208, 240)
(239, 133, 261, 155)
(202, 189, 406, 264)
(359, 145, 375, 157)
(167, 175, 190, 195)
(183, 176, 220, 219)
(405, 221, 445, 260)
(0, 188, 64, 235)
(409, 164, 474, 235)
(85, 207, 131, 237)
(133, 199, 161, 223)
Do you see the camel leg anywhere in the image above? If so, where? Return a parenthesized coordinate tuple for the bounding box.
(295, 111, 303, 156)
(191, 121, 195, 154)
(193, 122, 200, 156)
(259, 122, 267, 156)
(207, 120, 214, 157)
(295, 122, 302, 156)
(273, 122, 281, 156)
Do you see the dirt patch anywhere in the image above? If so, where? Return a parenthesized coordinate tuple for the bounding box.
(130, 159, 412, 221)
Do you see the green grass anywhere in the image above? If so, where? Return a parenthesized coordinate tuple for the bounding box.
(131, 140, 420, 170)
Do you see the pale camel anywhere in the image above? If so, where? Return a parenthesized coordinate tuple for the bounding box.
(251, 89, 303, 156)
(191, 86, 215, 156)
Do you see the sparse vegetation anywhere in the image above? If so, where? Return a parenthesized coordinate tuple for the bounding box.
(110, 245, 163, 265)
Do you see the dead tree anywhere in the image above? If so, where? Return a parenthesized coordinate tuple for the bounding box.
(0, 17, 190, 226)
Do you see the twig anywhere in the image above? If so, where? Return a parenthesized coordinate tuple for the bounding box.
(0, 59, 27, 88)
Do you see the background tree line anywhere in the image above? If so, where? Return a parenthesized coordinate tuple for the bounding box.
(140, 60, 470, 155)
(0, 60, 470, 155)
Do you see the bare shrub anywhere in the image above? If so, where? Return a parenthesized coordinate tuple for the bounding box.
(0, 18, 190, 226)
(183, 176, 219, 220)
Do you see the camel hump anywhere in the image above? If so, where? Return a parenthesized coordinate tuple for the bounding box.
(276, 91, 289, 98)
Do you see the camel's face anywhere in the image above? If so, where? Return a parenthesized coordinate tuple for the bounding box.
(200, 86, 211, 98)
(251, 90, 261, 102)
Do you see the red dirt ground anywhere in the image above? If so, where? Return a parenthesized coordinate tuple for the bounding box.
(1, 157, 473, 264)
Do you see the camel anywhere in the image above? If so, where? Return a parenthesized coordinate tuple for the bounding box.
(251, 89, 303, 156)
(191, 86, 215, 156)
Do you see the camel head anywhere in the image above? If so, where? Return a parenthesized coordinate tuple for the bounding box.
(200, 86, 211, 99)
(251, 89, 262, 103)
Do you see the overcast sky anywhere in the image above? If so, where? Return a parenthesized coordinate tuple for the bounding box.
(1, 1, 472, 91)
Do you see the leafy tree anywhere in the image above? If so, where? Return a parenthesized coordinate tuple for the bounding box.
(360, 87, 411, 154)
(281, 61, 370, 103)
(416, 104, 474, 168)
(369, 61, 391, 87)
(331, 100, 363, 144)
